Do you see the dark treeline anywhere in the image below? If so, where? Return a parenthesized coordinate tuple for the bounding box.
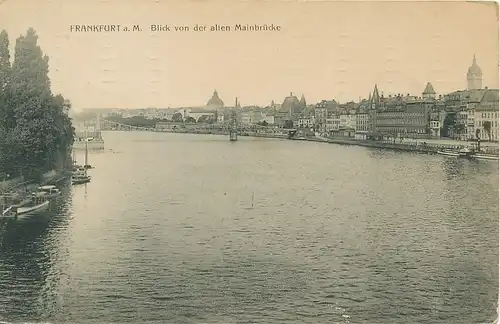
(104, 115, 211, 127)
(0, 28, 75, 180)
(105, 115, 170, 127)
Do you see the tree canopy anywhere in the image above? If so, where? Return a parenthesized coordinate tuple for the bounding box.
(172, 112, 183, 122)
(483, 121, 492, 140)
(184, 116, 196, 123)
(0, 28, 74, 180)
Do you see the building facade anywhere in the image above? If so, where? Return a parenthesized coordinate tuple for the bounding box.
(473, 89, 499, 141)
(355, 112, 369, 139)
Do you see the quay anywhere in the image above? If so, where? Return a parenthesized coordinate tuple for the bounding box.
(131, 127, 499, 157)
(137, 125, 499, 157)
(283, 135, 498, 157)
(0, 170, 72, 200)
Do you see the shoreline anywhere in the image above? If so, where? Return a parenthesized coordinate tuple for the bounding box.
(108, 129, 499, 157)
(281, 136, 498, 157)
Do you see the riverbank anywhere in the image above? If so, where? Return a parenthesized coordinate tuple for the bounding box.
(290, 136, 499, 157)
(109, 128, 500, 156)
(0, 169, 72, 196)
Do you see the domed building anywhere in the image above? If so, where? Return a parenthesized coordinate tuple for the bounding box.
(467, 55, 483, 90)
(206, 90, 224, 110)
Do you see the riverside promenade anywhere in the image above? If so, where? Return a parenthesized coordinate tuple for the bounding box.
(146, 127, 499, 156)
(288, 136, 499, 156)
(163, 129, 499, 157)
(0, 169, 72, 197)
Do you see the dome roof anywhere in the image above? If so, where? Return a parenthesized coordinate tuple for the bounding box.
(467, 55, 482, 76)
(207, 90, 224, 107)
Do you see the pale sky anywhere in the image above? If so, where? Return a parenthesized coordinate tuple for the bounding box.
(0, 0, 498, 110)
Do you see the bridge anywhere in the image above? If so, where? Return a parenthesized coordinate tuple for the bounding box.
(81, 115, 296, 137)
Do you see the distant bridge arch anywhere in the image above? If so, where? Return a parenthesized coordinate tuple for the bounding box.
(90, 116, 295, 135)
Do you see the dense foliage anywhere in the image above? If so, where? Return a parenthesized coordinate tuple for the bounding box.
(483, 121, 492, 140)
(441, 112, 457, 138)
(0, 28, 75, 180)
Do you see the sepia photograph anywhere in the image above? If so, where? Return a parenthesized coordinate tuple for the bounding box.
(0, 0, 498, 323)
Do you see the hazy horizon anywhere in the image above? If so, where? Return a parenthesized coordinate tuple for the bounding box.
(0, 0, 498, 111)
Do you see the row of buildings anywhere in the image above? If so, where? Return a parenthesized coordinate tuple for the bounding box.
(88, 55, 498, 142)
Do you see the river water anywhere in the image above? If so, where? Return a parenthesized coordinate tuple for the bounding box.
(0, 131, 498, 324)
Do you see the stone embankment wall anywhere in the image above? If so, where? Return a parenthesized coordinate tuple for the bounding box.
(0, 169, 70, 194)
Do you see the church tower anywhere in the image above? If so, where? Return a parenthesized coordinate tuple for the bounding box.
(467, 54, 483, 90)
(422, 82, 436, 99)
(371, 84, 380, 109)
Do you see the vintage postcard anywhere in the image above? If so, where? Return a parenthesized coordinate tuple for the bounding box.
(0, 0, 498, 323)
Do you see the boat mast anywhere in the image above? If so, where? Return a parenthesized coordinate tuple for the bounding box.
(84, 139, 88, 174)
(229, 97, 238, 141)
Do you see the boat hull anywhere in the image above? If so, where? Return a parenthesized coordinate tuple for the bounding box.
(437, 151, 498, 161)
(474, 154, 499, 161)
(437, 151, 474, 158)
(43, 192, 61, 199)
(1, 206, 16, 218)
(72, 177, 91, 185)
(16, 200, 49, 216)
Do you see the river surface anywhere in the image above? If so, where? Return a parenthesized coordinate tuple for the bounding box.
(0, 131, 498, 324)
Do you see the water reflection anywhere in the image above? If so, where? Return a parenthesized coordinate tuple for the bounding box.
(0, 181, 73, 322)
(0, 134, 498, 324)
(439, 157, 498, 323)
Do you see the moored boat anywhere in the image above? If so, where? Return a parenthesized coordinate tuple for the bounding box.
(437, 147, 475, 159)
(437, 147, 499, 161)
(36, 185, 61, 198)
(72, 171, 91, 185)
(1, 205, 17, 217)
(16, 193, 50, 217)
(474, 154, 499, 161)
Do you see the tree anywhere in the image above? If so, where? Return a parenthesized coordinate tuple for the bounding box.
(10, 28, 55, 176)
(185, 116, 196, 123)
(0, 30, 15, 131)
(172, 112, 183, 122)
(441, 112, 457, 138)
(0, 28, 74, 179)
(483, 121, 492, 141)
(0, 29, 15, 172)
(284, 120, 294, 129)
(197, 115, 211, 123)
(0, 30, 10, 89)
(454, 123, 466, 139)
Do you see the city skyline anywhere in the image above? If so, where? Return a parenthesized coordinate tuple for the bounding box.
(0, 0, 498, 110)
